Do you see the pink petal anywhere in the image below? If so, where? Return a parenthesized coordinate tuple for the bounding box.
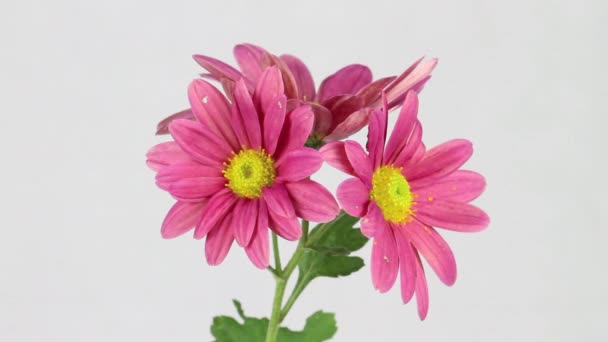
(325, 95, 365, 130)
(274, 105, 314, 157)
(404, 139, 473, 184)
(168, 119, 231, 168)
(280, 54, 316, 101)
(367, 105, 387, 169)
(412, 170, 486, 203)
(232, 79, 262, 148)
(245, 201, 270, 268)
(384, 91, 419, 164)
(344, 140, 373, 186)
(161, 201, 206, 239)
(268, 210, 301, 241)
(336, 178, 370, 217)
(319, 141, 354, 175)
(309, 103, 332, 136)
(156, 163, 225, 201)
(380, 58, 437, 109)
(414, 253, 429, 320)
(405, 220, 456, 286)
(361, 202, 384, 238)
(393, 120, 423, 167)
(262, 184, 295, 218)
(262, 95, 287, 155)
(194, 188, 237, 239)
(318, 64, 372, 102)
(204, 213, 235, 266)
(265, 54, 299, 100)
(232, 198, 258, 247)
(192, 54, 248, 88)
(371, 226, 399, 293)
(393, 226, 417, 304)
(323, 107, 372, 142)
(275, 148, 322, 182)
(254, 66, 284, 114)
(156, 109, 194, 135)
(356, 76, 396, 106)
(233, 43, 266, 84)
(415, 200, 489, 232)
(146, 142, 191, 172)
(285, 179, 339, 223)
(188, 79, 239, 150)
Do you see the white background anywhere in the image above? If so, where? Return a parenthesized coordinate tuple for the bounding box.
(1, 0, 607, 341)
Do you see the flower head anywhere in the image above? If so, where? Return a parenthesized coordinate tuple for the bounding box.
(156, 43, 437, 144)
(147, 66, 339, 268)
(320, 91, 489, 319)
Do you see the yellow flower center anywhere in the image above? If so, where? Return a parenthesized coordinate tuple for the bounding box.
(223, 149, 276, 199)
(370, 166, 414, 223)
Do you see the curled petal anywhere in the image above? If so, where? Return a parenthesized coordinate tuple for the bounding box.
(309, 103, 332, 137)
(337, 178, 370, 217)
(380, 58, 437, 109)
(233, 43, 266, 84)
(318, 64, 372, 102)
(193, 54, 247, 88)
(284, 179, 339, 223)
(356, 76, 396, 106)
(156, 109, 194, 135)
(161, 201, 206, 239)
(323, 107, 372, 142)
(280, 54, 316, 101)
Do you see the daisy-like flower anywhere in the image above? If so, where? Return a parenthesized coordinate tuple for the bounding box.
(320, 92, 489, 319)
(156, 43, 437, 143)
(147, 66, 339, 268)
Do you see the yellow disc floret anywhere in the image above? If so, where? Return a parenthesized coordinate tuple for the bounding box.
(370, 166, 414, 223)
(223, 149, 276, 199)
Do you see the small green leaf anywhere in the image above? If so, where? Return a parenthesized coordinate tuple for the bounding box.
(211, 301, 336, 342)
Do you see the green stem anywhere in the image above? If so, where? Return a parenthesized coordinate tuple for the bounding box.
(264, 221, 309, 342)
(279, 278, 307, 322)
(272, 232, 282, 272)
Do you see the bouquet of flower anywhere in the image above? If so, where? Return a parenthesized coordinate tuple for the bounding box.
(146, 43, 489, 341)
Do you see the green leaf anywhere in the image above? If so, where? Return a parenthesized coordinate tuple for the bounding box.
(306, 212, 367, 255)
(211, 300, 337, 342)
(297, 212, 368, 285)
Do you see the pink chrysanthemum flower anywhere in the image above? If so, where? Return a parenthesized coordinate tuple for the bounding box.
(156, 43, 436, 142)
(320, 92, 489, 319)
(147, 66, 339, 268)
